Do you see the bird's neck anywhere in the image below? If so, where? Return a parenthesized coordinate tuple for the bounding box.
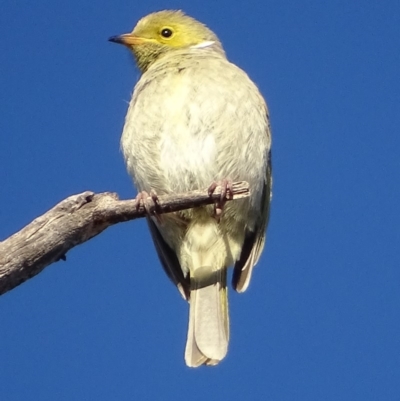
(134, 42, 226, 74)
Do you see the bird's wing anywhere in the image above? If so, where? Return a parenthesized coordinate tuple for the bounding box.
(147, 217, 191, 300)
(232, 151, 272, 292)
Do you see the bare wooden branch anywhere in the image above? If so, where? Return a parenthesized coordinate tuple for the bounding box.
(0, 181, 249, 296)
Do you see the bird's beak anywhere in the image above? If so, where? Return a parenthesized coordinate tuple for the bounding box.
(108, 33, 145, 46)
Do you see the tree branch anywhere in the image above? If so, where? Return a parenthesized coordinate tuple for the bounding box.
(0, 181, 249, 296)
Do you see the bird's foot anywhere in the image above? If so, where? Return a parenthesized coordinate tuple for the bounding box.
(207, 179, 234, 220)
(134, 190, 163, 223)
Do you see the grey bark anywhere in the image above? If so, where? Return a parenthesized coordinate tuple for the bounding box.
(0, 182, 249, 296)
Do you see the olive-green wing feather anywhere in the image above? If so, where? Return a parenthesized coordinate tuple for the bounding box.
(232, 152, 272, 292)
(147, 217, 190, 300)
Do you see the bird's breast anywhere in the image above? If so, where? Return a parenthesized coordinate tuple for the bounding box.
(121, 56, 269, 201)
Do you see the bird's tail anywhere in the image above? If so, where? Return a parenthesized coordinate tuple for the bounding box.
(185, 266, 229, 367)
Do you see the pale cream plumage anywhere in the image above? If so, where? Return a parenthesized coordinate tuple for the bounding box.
(110, 10, 272, 367)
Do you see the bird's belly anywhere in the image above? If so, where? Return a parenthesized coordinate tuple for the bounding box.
(158, 132, 217, 193)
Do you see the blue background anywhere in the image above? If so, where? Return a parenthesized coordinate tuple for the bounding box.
(1, 1, 399, 400)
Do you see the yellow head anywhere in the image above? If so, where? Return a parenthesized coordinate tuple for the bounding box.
(109, 10, 224, 72)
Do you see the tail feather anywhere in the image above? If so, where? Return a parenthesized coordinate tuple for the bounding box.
(185, 268, 229, 367)
(185, 296, 208, 367)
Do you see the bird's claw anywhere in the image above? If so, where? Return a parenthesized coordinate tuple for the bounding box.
(207, 179, 234, 221)
(134, 190, 163, 223)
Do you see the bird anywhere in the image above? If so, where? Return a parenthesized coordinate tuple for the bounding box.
(109, 10, 272, 367)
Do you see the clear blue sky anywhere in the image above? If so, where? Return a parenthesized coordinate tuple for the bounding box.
(1, 1, 399, 400)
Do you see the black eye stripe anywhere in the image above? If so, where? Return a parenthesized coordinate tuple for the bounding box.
(161, 28, 173, 38)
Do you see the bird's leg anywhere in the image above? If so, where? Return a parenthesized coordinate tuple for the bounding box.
(207, 179, 234, 220)
(134, 190, 163, 223)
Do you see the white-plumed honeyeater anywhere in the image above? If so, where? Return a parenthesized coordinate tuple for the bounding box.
(110, 10, 272, 367)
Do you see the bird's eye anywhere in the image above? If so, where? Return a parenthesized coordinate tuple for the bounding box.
(160, 28, 173, 38)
